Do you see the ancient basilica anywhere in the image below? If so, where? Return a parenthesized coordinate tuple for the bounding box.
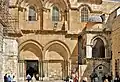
(0, 0, 120, 82)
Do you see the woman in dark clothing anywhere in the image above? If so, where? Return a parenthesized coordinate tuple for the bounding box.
(4, 74, 8, 82)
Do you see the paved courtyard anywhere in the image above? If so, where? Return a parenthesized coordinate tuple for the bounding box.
(25, 80, 65, 82)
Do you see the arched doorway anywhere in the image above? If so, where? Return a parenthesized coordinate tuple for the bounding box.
(92, 38, 105, 58)
(90, 64, 109, 82)
(44, 42, 70, 80)
(19, 41, 43, 81)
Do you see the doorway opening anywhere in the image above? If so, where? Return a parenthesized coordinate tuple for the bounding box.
(26, 60, 39, 80)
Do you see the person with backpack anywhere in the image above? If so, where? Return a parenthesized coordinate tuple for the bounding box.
(26, 74, 31, 82)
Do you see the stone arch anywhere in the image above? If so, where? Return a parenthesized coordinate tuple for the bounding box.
(90, 35, 108, 47)
(79, 4, 91, 22)
(17, 0, 43, 8)
(78, 4, 92, 12)
(92, 38, 105, 58)
(43, 40, 71, 60)
(18, 40, 44, 80)
(43, 40, 71, 80)
(17, 0, 43, 29)
(19, 39, 43, 60)
(93, 64, 109, 72)
(19, 39, 43, 51)
(91, 64, 109, 82)
(44, 0, 68, 11)
(90, 35, 108, 58)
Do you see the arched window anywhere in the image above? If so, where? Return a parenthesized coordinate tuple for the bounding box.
(52, 6, 59, 22)
(92, 38, 105, 58)
(81, 7, 88, 22)
(28, 6, 36, 21)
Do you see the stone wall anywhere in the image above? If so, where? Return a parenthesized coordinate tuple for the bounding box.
(2, 39, 18, 82)
(0, 23, 4, 82)
(112, 15, 120, 77)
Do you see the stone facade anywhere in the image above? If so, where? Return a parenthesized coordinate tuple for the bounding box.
(112, 8, 120, 78)
(0, 0, 19, 82)
(0, 23, 4, 82)
(4, 0, 120, 82)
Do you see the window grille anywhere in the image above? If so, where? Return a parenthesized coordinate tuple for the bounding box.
(52, 6, 59, 22)
(81, 7, 88, 22)
(28, 6, 36, 21)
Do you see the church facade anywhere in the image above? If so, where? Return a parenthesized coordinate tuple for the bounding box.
(1, 0, 119, 82)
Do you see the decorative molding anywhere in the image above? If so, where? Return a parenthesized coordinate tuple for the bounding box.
(85, 30, 111, 34)
(21, 30, 67, 34)
(86, 58, 111, 60)
(65, 34, 78, 38)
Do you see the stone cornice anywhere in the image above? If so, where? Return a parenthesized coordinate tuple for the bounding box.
(85, 30, 111, 34)
(77, 0, 102, 5)
(70, 7, 103, 14)
(65, 34, 78, 38)
(9, 5, 17, 8)
(21, 30, 67, 35)
(4, 32, 23, 37)
(86, 58, 111, 60)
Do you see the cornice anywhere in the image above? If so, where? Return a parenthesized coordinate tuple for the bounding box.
(85, 30, 111, 34)
(4, 32, 23, 37)
(21, 30, 67, 35)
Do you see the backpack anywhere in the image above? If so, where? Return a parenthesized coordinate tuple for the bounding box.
(26, 75, 31, 80)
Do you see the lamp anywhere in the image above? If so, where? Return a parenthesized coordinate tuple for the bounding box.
(54, 22, 58, 27)
(53, 22, 58, 30)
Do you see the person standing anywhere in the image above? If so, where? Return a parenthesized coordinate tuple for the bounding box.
(104, 78, 109, 82)
(32, 75, 36, 82)
(7, 75, 11, 82)
(4, 74, 8, 82)
(26, 74, 31, 82)
(12, 75, 16, 82)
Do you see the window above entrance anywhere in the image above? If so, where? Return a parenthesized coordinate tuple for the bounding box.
(28, 6, 36, 21)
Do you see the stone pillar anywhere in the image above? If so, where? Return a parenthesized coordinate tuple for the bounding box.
(39, 60, 44, 81)
(42, 60, 49, 80)
(18, 60, 25, 82)
(68, 60, 71, 76)
(41, 61, 44, 81)
(0, 54, 3, 82)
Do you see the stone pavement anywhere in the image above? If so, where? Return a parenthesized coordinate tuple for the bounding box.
(25, 80, 65, 82)
(39, 80, 65, 82)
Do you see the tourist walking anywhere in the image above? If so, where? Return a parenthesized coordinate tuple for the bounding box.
(7, 75, 12, 82)
(12, 75, 16, 82)
(31, 75, 36, 82)
(26, 74, 31, 82)
(4, 74, 8, 82)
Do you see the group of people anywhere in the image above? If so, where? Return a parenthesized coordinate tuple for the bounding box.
(4, 74, 16, 82)
(26, 74, 39, 82)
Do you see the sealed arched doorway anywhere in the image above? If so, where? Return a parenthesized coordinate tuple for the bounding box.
(19, 40, 43, 81)
(90, 64, 109, 82)
(92, 38, 105, 58)
(44, 41, 70, 80)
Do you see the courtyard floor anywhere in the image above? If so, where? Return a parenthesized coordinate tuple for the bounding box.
(25, 80, 65, 82)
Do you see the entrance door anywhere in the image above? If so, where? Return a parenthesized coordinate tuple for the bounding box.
(26, 60, 39, 79)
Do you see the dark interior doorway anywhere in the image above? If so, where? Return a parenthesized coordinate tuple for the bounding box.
(92, 38, 105, 58)
(26, 60, 39, 80)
